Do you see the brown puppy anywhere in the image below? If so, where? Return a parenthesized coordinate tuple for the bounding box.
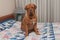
(21, 4, 40, 37)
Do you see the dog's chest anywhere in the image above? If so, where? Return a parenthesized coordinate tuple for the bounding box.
(27, 19, 35, 30)
(30, 19, 35, 25)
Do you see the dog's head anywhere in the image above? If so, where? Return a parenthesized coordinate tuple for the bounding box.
(25, 4, 37, 18)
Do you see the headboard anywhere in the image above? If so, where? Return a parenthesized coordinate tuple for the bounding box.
(0, 14, 15, 22)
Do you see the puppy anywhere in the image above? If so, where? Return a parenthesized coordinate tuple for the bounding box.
(21, 4, 40, 37)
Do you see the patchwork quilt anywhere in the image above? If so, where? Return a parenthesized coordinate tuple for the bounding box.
(0, 19, 60, 40)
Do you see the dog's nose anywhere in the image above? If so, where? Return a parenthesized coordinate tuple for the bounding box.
(30, 10, 32, 12)
(29, 10, 33, 16)
(30, 10, 33, 14)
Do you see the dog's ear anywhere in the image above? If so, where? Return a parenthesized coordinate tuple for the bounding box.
(34, 4, 37, 9)
(25, 6, 28, 10)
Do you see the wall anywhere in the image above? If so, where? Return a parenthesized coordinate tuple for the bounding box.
(15, 0, 48, 22)
(15, 0, 60, 22)
(0, 0, 15, 17)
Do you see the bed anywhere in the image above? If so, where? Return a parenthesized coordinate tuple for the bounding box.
(0, 14, 60, 40)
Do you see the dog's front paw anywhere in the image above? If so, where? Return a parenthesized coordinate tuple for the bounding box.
(35, 30, 40, 35)
(24, 33, 28, 37)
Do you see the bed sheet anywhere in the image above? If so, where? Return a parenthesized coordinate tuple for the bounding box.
(0, 19, 16, 32)
(52, 23, 60, 40)
(0, 21, 25, 40)
(24, 23, 55, 40)
(0, 20, 60, 40)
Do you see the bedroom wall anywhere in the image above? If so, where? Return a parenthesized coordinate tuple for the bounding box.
(15, 0, 60, 22)
(0, 0, 15, 17)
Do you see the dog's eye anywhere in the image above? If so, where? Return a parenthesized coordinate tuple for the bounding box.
(27, 8, 29, 10)
(32, 7, 33, 8)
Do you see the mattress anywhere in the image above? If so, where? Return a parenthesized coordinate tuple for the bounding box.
(0, 19, 60, 40)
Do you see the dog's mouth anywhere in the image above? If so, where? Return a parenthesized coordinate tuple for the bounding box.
(28, 10, 34, 19)
(29, 11, 33, 16)
(29, 13, 33, 16)
(29, 13, 33, 19)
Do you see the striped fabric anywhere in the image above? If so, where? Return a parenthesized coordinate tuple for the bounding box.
(0, 19, 16, 32)
(40, 23, 55, 40)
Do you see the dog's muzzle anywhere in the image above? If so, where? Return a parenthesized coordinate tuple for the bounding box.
(29, 10, 33, 16)
(29, 13, 33, 16)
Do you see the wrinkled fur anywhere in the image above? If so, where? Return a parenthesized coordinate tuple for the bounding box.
(21, 4, 40, 37)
